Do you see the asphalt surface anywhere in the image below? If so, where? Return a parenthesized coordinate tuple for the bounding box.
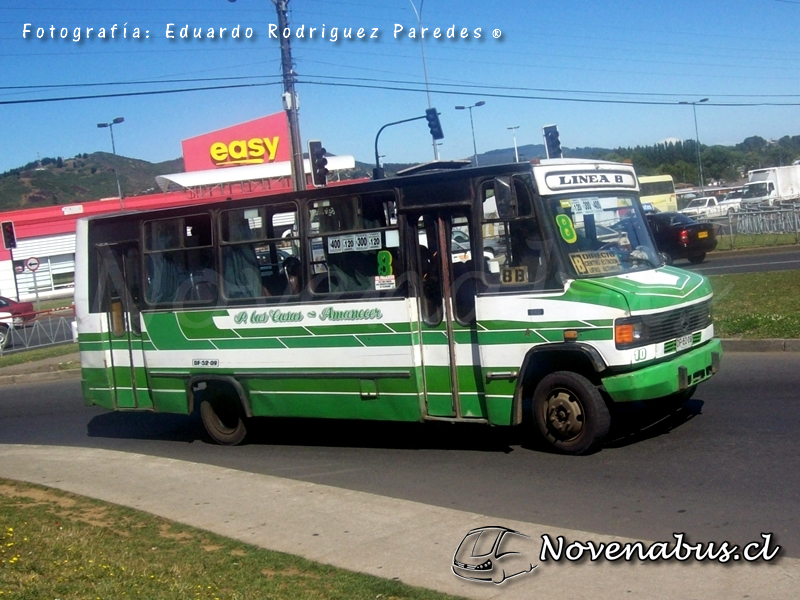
(1, 347, 800, 599)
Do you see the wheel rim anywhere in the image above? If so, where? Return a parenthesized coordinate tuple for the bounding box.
(542, 389, 585, 441)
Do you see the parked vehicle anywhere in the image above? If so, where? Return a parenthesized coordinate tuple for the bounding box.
(645, 212, 718, 265)
(0, 295, 35, 350)
(638, 174, 678, 212)
(741, 165, 800, 207)
(679, 196, 725, 219)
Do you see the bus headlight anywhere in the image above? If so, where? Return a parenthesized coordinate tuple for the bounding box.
(615, 317, 648, 348)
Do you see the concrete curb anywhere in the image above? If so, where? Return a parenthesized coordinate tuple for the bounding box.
(0, 368, 81, 387)
(721, 338, 800, 352)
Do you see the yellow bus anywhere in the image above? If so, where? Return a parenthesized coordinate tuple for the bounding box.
(638, 175, 677, 212)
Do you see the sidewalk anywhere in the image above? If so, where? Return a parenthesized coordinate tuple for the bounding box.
(0, 444, 797, 600)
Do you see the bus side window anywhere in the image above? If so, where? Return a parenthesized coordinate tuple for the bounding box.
(310, 194, 399, 295)
(482, 176, 559, 291)
(220, 205, 300, 300)
(144, 215, 215, 305)
(145, 220, 183, 304)
(222, 218, 264, 298)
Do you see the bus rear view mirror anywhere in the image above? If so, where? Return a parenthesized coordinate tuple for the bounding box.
(494, 177, 516, 219)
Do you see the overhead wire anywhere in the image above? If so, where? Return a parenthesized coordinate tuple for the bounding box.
(4, 74, 800, 107)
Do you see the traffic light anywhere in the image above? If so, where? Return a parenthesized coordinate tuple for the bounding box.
(425, 108, 444, 140)
(1, 221, 16, 250)
(308, 140, 328, 187)
(543, 124, 562, 159)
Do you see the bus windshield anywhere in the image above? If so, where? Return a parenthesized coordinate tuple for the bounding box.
(544, 193, 661, 278)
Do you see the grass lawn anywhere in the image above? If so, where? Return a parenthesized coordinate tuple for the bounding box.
(716, 233, 800, 251)
(0, 343, 78, 369)
(709, 271, 800, 338)
(0, 479, 465, 600)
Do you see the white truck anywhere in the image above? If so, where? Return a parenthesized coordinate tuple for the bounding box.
(741, 165, 800, 207)
(679, 196, 739, 219)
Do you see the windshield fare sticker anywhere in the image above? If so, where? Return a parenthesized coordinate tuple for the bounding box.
(569, 251, 623, 275)
(328, 232, 382, 254)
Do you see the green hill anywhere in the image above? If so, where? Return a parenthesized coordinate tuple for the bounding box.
(2, 133, 798, 213)
(0, 153, 183, 212)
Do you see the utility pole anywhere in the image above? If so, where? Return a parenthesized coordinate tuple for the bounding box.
(274, 0, 306, 191)
(408, 0, 439, 160)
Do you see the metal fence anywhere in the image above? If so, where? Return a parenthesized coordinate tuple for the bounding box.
(0, 307, 76, 355)
(708, 203, 800, 248)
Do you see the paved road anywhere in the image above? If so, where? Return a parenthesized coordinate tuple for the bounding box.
(682, 246, 800, 275)
(1, 352, 798, 558)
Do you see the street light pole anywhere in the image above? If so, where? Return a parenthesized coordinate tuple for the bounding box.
(97, 116, 124, 200)
(507, 125, 520, 162)
(455, 101, 485, 166)
(680, 98, 708, 193)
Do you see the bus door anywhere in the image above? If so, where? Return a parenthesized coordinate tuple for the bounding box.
(414, 211, 487, 420)
(97, 242, 153, 410)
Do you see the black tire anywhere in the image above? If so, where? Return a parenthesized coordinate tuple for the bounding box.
(660, 251, 673, 266)
(687, 253, 706, 264)
(532, 371, 611, 455)
(200, 390, 247, 445)
(0, 325, 8, 351)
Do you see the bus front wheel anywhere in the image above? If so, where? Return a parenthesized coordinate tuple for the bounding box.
(532, 371, 610, 455)
(200, 390, 247, 445)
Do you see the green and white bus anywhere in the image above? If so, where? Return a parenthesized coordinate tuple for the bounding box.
(75, 159, 722, 454)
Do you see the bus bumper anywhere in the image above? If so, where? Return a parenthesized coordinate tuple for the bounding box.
(602, 338, 723, 402)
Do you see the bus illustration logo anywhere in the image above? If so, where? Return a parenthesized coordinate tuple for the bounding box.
(452, 526, 537, 584)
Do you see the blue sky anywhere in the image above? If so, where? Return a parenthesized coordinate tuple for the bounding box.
(2, 0, 800, 174)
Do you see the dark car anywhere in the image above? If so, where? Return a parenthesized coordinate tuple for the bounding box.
(645, 212, 717, 265)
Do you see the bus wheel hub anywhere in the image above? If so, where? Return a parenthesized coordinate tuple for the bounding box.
(546, 392, 583, 436)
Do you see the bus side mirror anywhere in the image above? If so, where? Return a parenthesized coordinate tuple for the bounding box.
(494, 177, 517, 219)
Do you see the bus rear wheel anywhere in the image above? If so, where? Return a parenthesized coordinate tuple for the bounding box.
(532, 371, 610, 455)
(200, 390, 247, 446)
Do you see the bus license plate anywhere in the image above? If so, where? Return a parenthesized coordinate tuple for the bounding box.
(698, 231, 708, 238)
(675, 334, 693, 352)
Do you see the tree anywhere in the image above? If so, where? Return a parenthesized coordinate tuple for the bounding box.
(702, 146, 736, 182)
